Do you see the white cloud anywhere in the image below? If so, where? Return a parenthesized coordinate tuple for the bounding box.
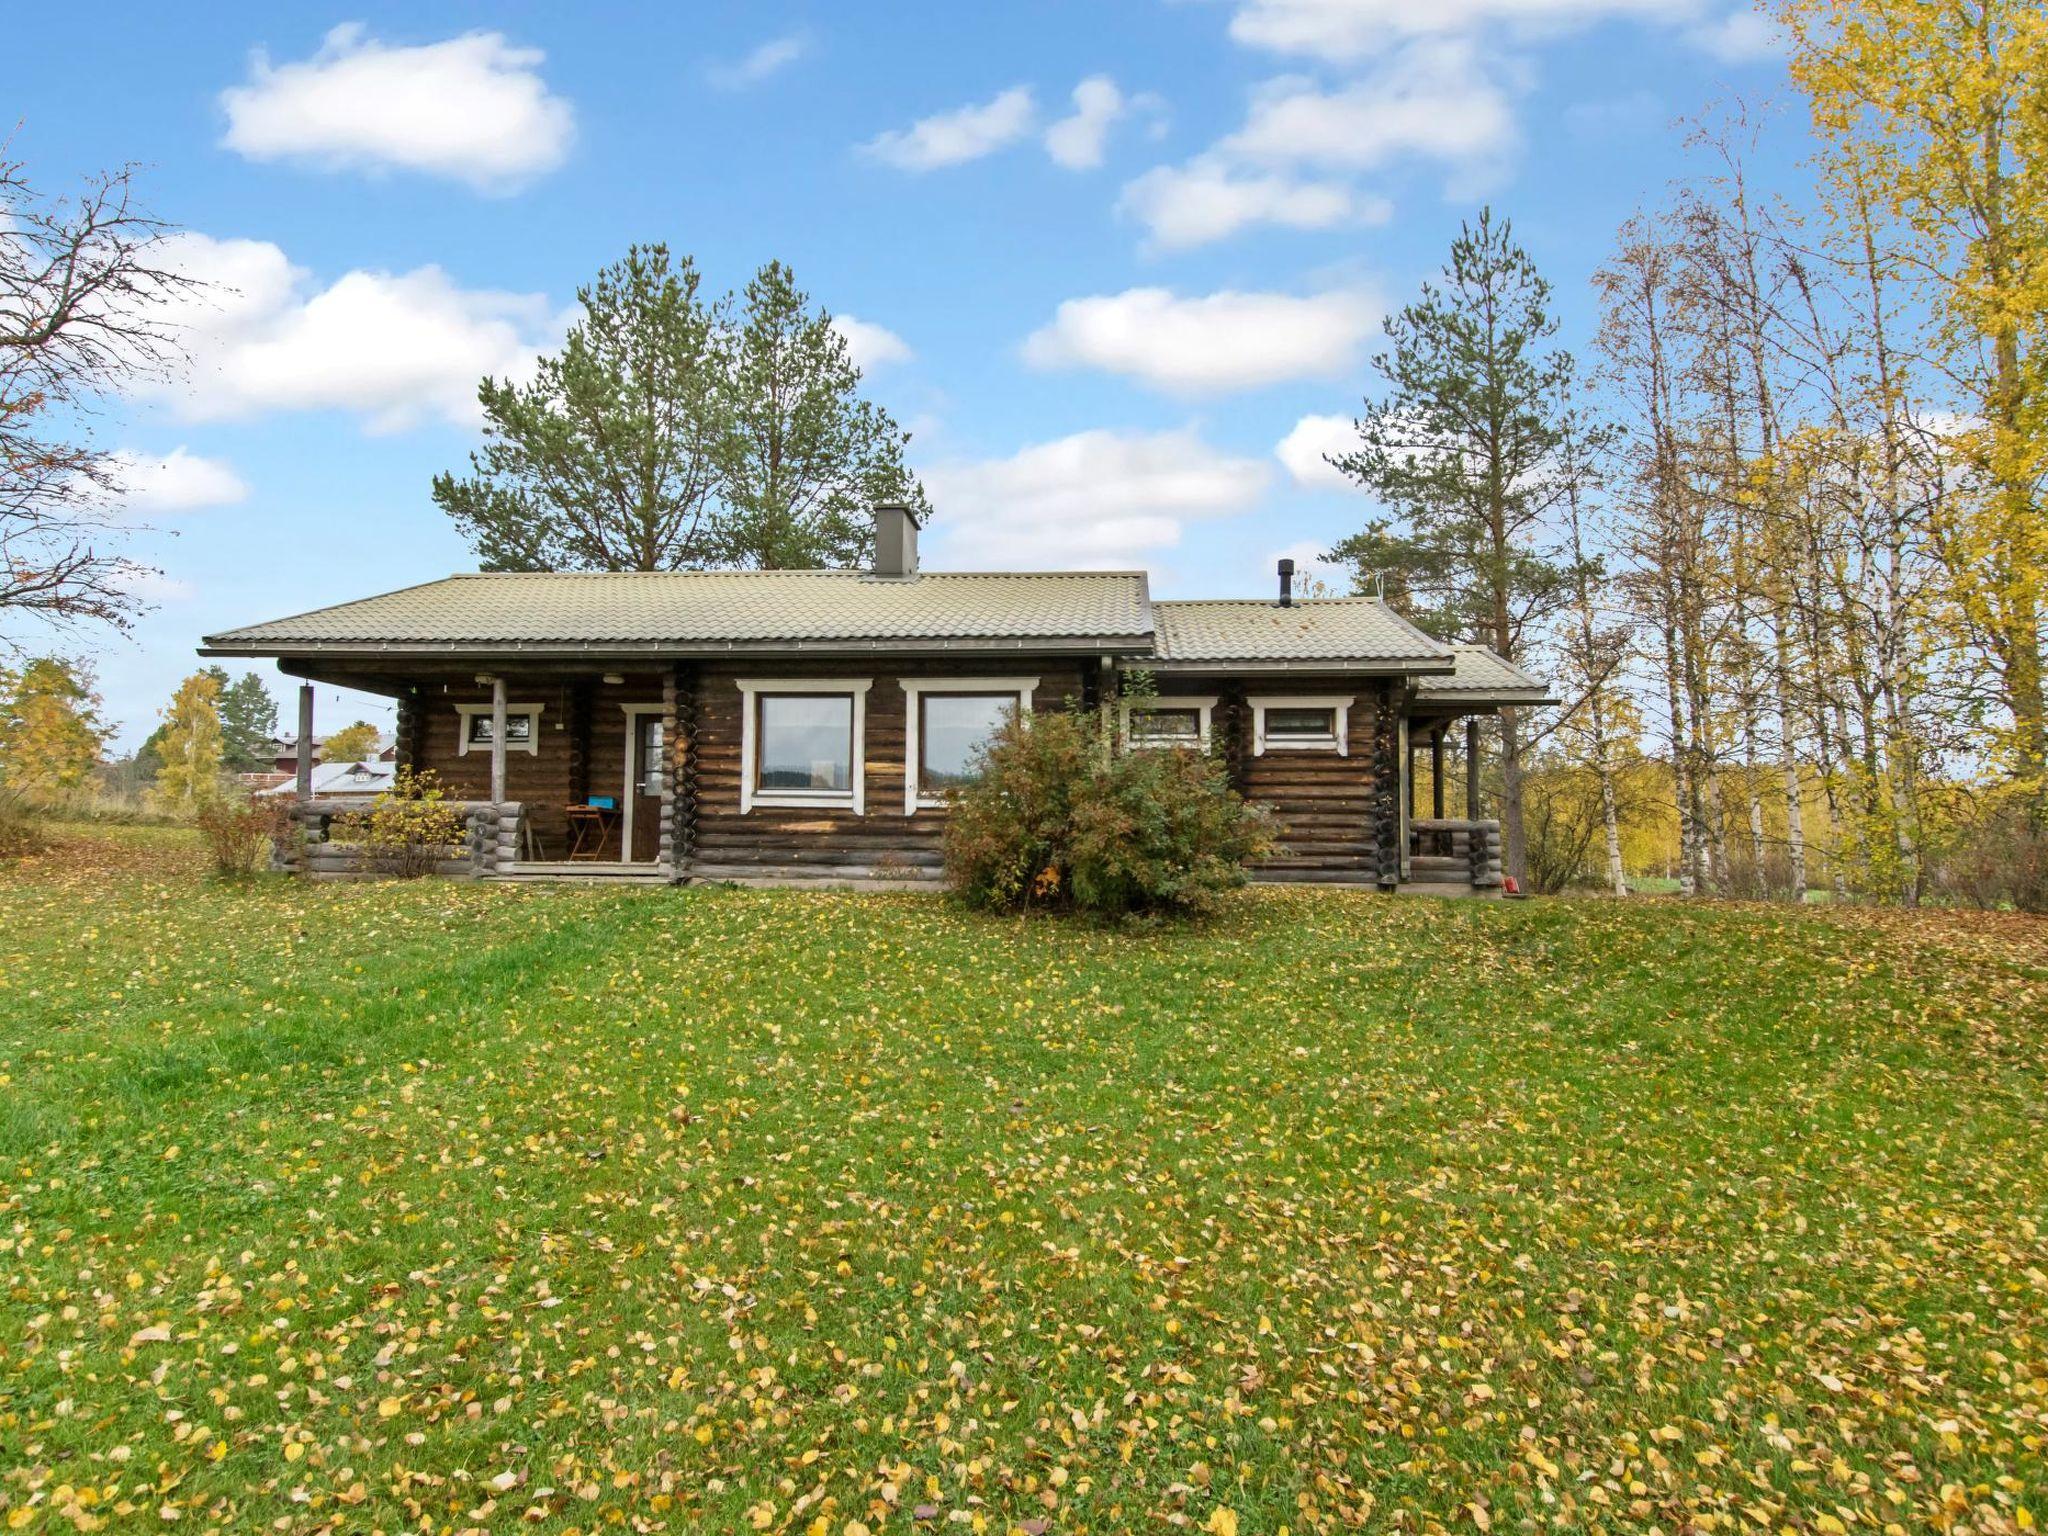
(1043, 76, 1160, 169)
(107, 448, 250, 514)
(145, 233, 560, 433)
(1275, 414, 1360, 490)
(1222, 43, 1518, 173)
(1022, 286, 1379, 396)
(219, 23, 574, 192)
(1119, 158, 1389, 250)
(861, 86, 1038, 171)
(1229, 0, 1693, 60)
(832, 314, 913, 371)
(706, 30, 813, 89)
(1685, 8, 1787, 60)
(922, 427, 1270, 568)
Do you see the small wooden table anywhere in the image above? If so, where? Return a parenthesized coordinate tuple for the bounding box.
(565, 805, 621, 861)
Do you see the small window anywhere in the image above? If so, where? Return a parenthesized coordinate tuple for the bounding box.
(1251, 695, 1351, 756)
(1120, 694, 1216, 752)
(1265, 707, 1335, 739)
(757, 693, 855, 794)
(455, 702, 544, 756)
(467, 712, 533, 747)
(920, 693, 1017, 795)
(1128, 706, 1203, 747)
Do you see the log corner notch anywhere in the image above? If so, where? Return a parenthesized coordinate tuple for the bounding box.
(394, 688, 425, 773)
(663, 663, 699, 882)
(1370, 681, 1402, 889)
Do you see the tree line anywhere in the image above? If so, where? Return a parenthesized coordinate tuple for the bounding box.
(1318, 0, 2044, 907)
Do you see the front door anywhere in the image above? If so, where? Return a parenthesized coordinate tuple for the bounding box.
(630, 714, 664, 862)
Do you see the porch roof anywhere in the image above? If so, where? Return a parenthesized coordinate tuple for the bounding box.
(1412, 644, 1557, 707)
(202, 569, 1156, 657)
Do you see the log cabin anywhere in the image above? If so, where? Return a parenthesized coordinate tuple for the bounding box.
(199, 504, 1552, 892)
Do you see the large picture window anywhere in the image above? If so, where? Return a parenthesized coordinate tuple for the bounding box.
(758, 694, 854, 792)
(736, 679, 872, 814)
(900, 678, 1038, 812)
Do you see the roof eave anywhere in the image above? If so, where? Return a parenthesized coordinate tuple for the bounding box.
(1414, 689, 1560, 707)
(1139, 656, 1457, 675)
(198, 633, 1158, 660)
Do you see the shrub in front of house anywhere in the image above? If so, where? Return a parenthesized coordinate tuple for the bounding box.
(942, 710, 1272, 917)
(341, 768, 466, 879)
(194, 794, 294, 878)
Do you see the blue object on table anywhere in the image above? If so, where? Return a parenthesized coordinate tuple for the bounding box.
(587, 795, 617, 809)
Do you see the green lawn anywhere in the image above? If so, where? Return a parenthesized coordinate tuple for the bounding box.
(2, 828, 2043, 1536)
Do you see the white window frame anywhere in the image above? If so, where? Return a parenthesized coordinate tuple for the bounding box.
(619, 703, 666, 863)
(1251, 694, 1353, 756)
(454, 702, 545, 756)
(737, 678, 872, 815)
(900, 677, 1039, 814)
(1120, 695, 1218, 752)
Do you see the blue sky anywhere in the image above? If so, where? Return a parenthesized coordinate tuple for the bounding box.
(14, 0, 1797, 746)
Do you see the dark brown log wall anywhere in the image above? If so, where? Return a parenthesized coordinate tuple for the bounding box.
(691, 660, 1090, 877)
(1153, 678, 1393, 884)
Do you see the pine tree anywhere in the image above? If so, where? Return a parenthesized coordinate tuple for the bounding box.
(217, 672, 279, 771)
(434, 248, 927, 573)
(716, 261, 928, 568)
(1324, 209, 1589, 885)
(433, 244, 731, 572)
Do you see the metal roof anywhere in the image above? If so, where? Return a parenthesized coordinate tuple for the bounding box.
(1149, 598, 1453, 670)
(200, 571, 1554, 702)
(202, 569, 1155, 656)
(1414, 644, 1557, 704)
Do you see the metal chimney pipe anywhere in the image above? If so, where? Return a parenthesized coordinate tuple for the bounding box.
(1277, 557, 1295, 607)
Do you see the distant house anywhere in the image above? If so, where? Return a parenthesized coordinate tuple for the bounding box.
(257, 759, 397, 800)
(203, 504, 1551, 890)
(263, 732, 397, 773)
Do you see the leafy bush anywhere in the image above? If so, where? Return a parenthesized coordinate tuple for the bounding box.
(193, 795, 293, 878)
(0, 792, 46, 859)
(1930, 787, 2048, 912)
(340, 768, 466, 879)
(943, 709, 1271, 918)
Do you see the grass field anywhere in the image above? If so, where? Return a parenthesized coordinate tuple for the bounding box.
(2, 827, 2043, 1535)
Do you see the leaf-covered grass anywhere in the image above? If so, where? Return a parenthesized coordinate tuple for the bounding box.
(2, 827, 2043, 1535)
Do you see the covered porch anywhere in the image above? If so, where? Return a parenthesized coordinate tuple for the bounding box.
(270, 659, 695, 883)
(1397, 644, 1557, 897)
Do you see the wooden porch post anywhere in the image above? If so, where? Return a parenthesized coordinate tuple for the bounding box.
(1431, 727, 1445, 819)
(1465, 717, 1482, 820)
(295, 684, 314, 800)
(489, 674, 508, 805)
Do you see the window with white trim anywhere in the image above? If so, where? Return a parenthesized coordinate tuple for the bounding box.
(1251, 695, 1352, 755)
(737, 679, 872, 814)
(900, 678, 1037, 813)
(1121, 695, 1217, 750)
(454, 703, 544, 755)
